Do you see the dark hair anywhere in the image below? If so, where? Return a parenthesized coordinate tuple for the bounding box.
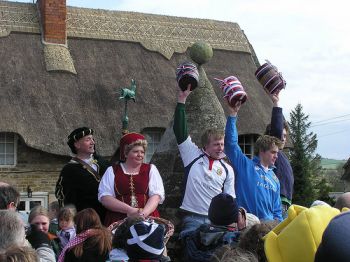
(71, 208, 112, 258)
(58, 206, 76, 222)
(67, 127, 94, 154)
(238, 221, 279, 262)
(0, 184, 20, 209)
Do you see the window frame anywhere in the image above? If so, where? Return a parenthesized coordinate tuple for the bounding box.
(238, 134, 259, 159)
(141, 127, 165, 163)
(0, 132, 18, 167)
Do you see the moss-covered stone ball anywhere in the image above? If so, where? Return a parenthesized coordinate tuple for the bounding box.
(189, 41, 213, 65)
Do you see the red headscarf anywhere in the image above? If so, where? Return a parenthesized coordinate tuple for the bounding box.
(119, 132, 146, 161)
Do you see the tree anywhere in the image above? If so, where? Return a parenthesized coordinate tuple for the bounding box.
(315, 178, 336, 205)
(288, 103, 322, 206)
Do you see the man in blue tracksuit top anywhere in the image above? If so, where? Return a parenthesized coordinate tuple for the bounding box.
(225, 101, 283, 222)
(266, 92, 294, 218)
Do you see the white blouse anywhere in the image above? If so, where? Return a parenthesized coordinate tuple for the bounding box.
(98, 163, 165, 204)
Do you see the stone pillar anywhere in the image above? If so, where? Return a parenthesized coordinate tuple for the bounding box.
(151, 41, 226, 258)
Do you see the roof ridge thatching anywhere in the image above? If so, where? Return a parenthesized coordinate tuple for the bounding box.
(0, 0, 251, 59)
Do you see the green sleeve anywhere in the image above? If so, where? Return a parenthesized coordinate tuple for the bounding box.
(173, 103, 188, 144)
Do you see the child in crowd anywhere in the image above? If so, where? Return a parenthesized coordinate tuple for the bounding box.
(48, 201, 60, 235)
(57, 206, 76, 249)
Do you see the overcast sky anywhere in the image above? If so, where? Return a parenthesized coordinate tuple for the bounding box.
(15, 0, 350, 159)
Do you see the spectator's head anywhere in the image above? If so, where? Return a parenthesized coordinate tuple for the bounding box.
(28, 206, 50, 233)
(48, 201, 60, 221)
(245, 213, 260, 229)
(315, 212, 350, 262)
(265, 121, 289, 149)
(71, 208, 112, 259)
(0, 183, 20, 211)
(254, 135, 282, 167)
(58, 206, 76, 230)
(210, 246, 258, 262)
(201, 129, 225, 159)
(126, 220, 165, 260)
(237, 209, 261, 231)
(208, 193, 239, 227)
(0, 245, 38, 262)
(238, 221, 279, 262)
(334, 192, 350, 211)
(74, 208, 102, 233)
(67, 127, 95, 155)
(0, 210, 26, 250)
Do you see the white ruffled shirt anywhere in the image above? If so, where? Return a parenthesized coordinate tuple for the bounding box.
(98, 163, 165, 203)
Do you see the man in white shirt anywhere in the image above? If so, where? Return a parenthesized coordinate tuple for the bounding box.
(173, 86, 236, 238)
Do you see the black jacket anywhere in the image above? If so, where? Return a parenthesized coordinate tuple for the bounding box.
(55, 155, 110, 222)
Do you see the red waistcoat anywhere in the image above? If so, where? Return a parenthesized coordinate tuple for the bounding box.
(104, 163, 159, 226)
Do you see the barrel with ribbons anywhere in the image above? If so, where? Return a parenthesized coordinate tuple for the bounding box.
(176, 61, 199, 91)
(214, 76, 247, 106)
(255, 60, 286, 94)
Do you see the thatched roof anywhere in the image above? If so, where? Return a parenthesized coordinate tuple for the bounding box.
(0, 1, 273, 156)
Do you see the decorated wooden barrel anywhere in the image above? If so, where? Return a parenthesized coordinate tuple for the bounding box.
(255, 60, 286, 94)
(176, 61, 199, 91)
(214, 76, 247, 106)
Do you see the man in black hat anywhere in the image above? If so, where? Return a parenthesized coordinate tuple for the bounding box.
(183, 193, 246, 262)
(55, 127, 109, 222)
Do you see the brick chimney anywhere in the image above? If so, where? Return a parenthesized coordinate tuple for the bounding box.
(37, 0, 66, 45)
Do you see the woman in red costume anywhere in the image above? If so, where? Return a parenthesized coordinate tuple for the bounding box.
(98, 133, 165, 227)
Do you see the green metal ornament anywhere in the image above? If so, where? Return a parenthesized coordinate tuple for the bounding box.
(119, 79, 137, 134)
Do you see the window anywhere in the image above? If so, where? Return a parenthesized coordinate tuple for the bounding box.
(142, 128, 165, 163)
(0, 132, 17, 166)
(18, 192, 49, 215)
(238, 134, 259, 159)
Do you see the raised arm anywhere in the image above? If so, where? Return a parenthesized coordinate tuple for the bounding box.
(173, 85, 191, 145)
(224, 102, 250, 171)
(269, 93, 284, 140)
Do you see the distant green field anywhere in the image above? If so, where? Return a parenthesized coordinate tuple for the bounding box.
(321, 158, 347, 170)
